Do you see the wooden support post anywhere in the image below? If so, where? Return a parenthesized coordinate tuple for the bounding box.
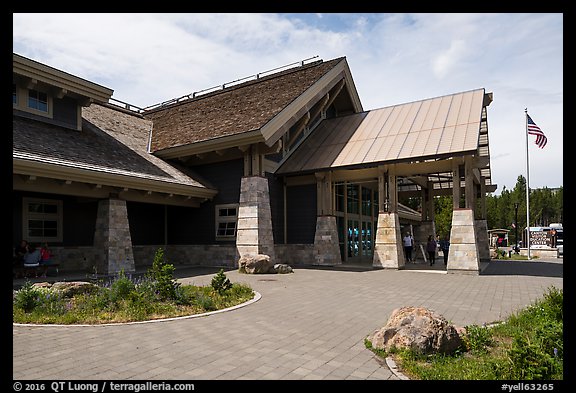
(465, 156, 474, 211)
(315, 172, 333, 216)
(388, 165, 397, 213)
(452, 159, 461, 209)
(427, 181, 435, 221)
(377, 165, 386, 213)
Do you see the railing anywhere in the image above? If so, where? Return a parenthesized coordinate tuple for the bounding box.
(107, 98, 145, 114)
(141, 55, 321, 112)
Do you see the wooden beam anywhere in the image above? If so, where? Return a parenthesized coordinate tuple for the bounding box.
(325, 79, 345, 109)
(287, 112, 311, 148)
(53, 87, 68, 99)
(26, 78, 38, 89)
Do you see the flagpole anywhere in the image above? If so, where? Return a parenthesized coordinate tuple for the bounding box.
(524, 108, 531, 260)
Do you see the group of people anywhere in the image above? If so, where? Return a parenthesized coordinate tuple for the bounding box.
(403, 232, 450, 266)
(13, 240, 55, 278)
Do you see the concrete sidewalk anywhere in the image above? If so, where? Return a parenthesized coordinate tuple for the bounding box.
(12, 259, 563, 380)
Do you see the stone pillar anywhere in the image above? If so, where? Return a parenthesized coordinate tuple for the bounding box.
(373, 165, 403, 269)
(236, 176, 276, 264)
(373, 212, 404, 269)
(313, 216, 341, 265)
(312, 172, 340, 265)
(475, 219, 491, 262)
(93, 198, 135, 274)
(447, 209, 480, 274)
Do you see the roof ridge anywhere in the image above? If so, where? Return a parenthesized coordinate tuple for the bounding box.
(143, 57, 345, 114)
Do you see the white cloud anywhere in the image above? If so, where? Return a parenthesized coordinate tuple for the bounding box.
(432, 39, 469, 79)
(12, 12, 563, 192)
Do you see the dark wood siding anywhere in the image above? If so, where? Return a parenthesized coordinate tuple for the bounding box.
(12, 193, 23, 248)
(127, 202, 165, 245)
(267, 173, 284, 244)
(52, 96, 78, 129)
(63, 197, 98, 246)
(286, 184, 316, 244)
(167, 159, 243, 245)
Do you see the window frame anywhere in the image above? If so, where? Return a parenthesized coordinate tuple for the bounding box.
(13, 84, 53, 118)
(22, 197, 63, 243)
(27, 88, 49, 113)
(215, 203, 239, 241)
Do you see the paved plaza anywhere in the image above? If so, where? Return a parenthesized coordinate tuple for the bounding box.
(13, 259, 563, 380)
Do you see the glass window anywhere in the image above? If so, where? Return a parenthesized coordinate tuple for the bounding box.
(13, 84, 17, 104)
(215, 204, 239, 240)
(347, 184, 359, 214)
(334, 182, 345, 213)
(23, 198, 62, 242)
(362, 187, 372, 216)
(28, 89, 48, 112)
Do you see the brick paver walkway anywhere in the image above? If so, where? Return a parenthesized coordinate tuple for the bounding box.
(13, 259, 563, 380)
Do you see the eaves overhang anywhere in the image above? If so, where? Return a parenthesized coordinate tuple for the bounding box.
(13, 53, 113, 103)
(13, 155, 217, 200)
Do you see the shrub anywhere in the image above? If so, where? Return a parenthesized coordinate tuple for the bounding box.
(211, 269, 232, 295)
(109, 270, 136, 303)
(146, 248, 179, 300)
(462, 324, 493, 354)
(196, 291, 217, 311)
(14, 281, 40, 313)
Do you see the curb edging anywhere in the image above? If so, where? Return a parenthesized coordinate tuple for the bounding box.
(13, 291, 262, 328)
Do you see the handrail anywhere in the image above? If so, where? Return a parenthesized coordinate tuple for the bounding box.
(141, 55, 321, 112)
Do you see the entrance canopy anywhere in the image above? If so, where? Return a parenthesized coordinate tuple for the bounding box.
(277, 88, 495, 193)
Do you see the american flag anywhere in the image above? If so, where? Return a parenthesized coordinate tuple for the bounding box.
(527, 114, 547, 148)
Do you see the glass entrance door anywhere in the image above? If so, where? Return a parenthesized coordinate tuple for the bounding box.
(334, 181, 377, 264)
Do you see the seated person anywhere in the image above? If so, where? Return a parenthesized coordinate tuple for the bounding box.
(13, 240, 29, 278)
(39, 243, 55, 278)
(23, 243, 41, 277)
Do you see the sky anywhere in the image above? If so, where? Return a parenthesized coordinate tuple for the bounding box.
(12, 13, 563, 194)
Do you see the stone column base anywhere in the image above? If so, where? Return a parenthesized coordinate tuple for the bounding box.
(313, 215, 342, 266)
(93, 198, 135, 275)
(236, 176, 276, 265)
(447, 209, 480, 274)
(475, 219, 491, 262)
(373, 212, 404, 269)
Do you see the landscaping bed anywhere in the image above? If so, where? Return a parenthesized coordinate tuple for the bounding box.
(13, 249, 254, 325)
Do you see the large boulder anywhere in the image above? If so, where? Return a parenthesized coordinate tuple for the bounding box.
(369, 306, 463, 355)
(238, 254, 274, 274)
(51, 281, 100, 298)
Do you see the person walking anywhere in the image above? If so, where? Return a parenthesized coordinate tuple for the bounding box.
(426, 235, 437, 266)
(440, 235, 450, 265)
(403, 232, 414, 263)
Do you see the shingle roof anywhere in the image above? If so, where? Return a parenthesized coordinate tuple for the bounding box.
(277, 88, 488, 175)
(13, 104, 214, 192)
(145, 58, 345, 153)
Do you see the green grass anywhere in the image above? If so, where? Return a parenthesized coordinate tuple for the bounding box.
(365, 286, 563, 380)
(13, 270, 254, 325)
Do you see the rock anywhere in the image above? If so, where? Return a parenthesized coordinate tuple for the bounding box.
(272, 264, 293, 274)
(369, 306, 463, 355)
(51, 281, 99, 297)
(238, 254, 274, 274)
(33, 282, 53, 289)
